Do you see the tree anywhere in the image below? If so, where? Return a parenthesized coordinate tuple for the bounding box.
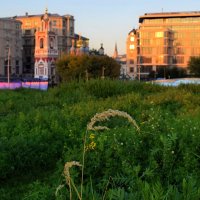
(56, 54, 120, 82)
(188, 56, 200, 77)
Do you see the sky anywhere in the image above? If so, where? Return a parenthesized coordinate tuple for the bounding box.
(1, 0, 200, 56)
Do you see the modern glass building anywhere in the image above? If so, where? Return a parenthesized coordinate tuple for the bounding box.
(127, 11, 200, 79)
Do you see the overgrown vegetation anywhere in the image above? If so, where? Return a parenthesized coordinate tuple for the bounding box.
(56, 55, 120, 82)
(1, 79, 200, 199)
(188, 56, 200, 77)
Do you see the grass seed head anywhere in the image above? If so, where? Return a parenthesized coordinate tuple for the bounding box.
(87, 109, 140, 132)
(63, 161, 82, 185)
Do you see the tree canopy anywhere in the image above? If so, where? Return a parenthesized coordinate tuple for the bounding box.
(188, 56, 200, 77)
(56, 54, 120, 82)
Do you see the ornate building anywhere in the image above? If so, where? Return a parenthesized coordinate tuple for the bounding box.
(0, 18, 22, 78)
(70, 34, 89, 56)
(127, 11, 200, 79)
(34, 10, 58, 82)
(15, 9, 89, 78)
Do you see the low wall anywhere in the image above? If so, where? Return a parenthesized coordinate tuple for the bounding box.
(0, 81, 48, 90)
(153, 78, 200, 86)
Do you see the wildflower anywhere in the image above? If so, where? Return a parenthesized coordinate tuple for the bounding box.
(85, 141, 96, 151)
(89, 141, 96, 149)
(89, 133, 95, 139)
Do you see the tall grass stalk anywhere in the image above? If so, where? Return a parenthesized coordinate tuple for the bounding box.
(61, 109, 139, 200)
(81, 109, 140, 199)
(87, 109, 140, 132)
(81, 132, 87, 199)
(63, 161, 82, 200)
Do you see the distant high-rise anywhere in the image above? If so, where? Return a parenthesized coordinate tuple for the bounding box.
(127, 11, 200, 79)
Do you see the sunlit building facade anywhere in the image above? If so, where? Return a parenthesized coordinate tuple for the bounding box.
(15, 10, 89, 77)
(0, 18, 22, 78)
(127, 11, 200, 79)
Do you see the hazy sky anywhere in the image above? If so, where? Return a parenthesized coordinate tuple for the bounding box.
(1, 0, 200, 56)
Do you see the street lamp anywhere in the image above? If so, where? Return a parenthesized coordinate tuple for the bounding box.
(7, 47, 10, 84)
(101, 66, 105, 80)
(138, 55, 141, 81)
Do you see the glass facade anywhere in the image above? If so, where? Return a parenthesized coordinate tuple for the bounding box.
(137, 12, 200, 68)
(126, 12, 200, 79)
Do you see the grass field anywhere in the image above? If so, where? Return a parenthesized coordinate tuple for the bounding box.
(1, 79, 200, 199)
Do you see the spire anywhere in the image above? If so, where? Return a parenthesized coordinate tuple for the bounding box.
(113, 43, 118, 59)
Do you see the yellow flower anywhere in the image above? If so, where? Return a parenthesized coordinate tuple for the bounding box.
(85, 141, 96, 151)
(89, 141, 96, 150)
(89, 133, 95, 140)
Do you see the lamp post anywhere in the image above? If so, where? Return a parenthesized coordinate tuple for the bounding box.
(138, 55, 141, 81)
(101, 66, 105, 80)
(7, 47, 10, 84)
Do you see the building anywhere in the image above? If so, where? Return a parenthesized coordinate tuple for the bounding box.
(126, 29, 137, 79)
(127, 11, 200, 79)
(15, 9, 89, 78)
(112, 43, 128, 79)
(71, 34, 89, 55)
(33, 10, 58, 82)
(0, 18, 22, 78)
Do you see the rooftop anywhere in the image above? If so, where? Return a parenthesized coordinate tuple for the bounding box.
(15, 13, 74, 19)
(139, 11, 200, 23)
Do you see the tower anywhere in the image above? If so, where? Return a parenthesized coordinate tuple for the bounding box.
(113, 43, 118, 59)
(34, 9, 58, 81)
(98, 43, 104, 55)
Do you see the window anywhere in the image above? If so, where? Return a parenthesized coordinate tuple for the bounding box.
(40, 38, 44, 49)
(130, 67, 134, 73)
(53, 20, 57, 26)
(142, 56, 152, 64)
(130, 37, 134, 42)
(155, 55, 164, 64)
(25, 21, 31, 27)
(130, 59, 134, 64)
(70, 27, 74, 35)
(16, 66, 19, 74)
(16, 60, 19, 75)
(50, 38, 54, 49)
(129, 44, 135, 50)
(155, 32, 164, 38)
(176, 57, 184, 64)
(38, 64, 44, 76)
(63, 20, 66, 27)
(16, 23, 20, 29)
(25, 29, 31, 35)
